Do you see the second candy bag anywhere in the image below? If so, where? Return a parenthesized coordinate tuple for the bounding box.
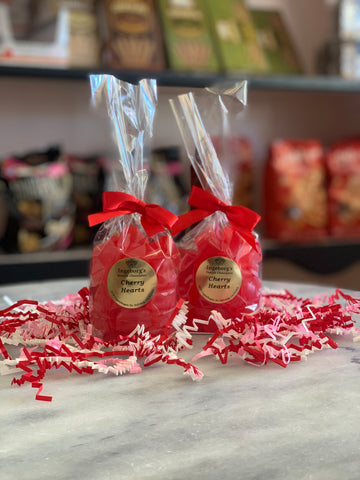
(170, 84, 262, 332)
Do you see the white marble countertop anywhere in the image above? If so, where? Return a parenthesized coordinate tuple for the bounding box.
(1, 278, 360, 480)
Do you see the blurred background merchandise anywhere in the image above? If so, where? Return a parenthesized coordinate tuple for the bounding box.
(327, 139, 360, 238)
(206, 0, 268, 73)
(0, 146, 75, 253)
(0, 0, 305, 74)
(67, 153, 105, 245)
(0, 0, 100, 67)
(6, 0, 360, 77)
(158, 0, 219, 72)
(99, 0, 166, 70)
(147, 146, 188, 216)
(0, 147, 105, 253)
(0, 0, 360, 288)
(264, 139, 328, 243)
(68, 4, 100, 67)
(338, 0, 360, 78)
(249, 9, 302, 74)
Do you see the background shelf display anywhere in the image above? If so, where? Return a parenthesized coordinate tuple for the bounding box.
(1, 0, 360, 290)
(1, 68, 360, 287)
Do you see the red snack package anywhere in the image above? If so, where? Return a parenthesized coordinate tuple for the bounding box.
(264, 139, 328, 242)
(170, 85, 262, 332)
(327, 139, 360, 238)
(88, 75, 179, 341)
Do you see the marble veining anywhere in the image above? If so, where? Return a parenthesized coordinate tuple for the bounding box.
(0, 279, 360, 480)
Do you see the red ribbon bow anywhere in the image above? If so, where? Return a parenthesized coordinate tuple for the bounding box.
(171, 186, 260, 248)
(88, 192, 178, 237)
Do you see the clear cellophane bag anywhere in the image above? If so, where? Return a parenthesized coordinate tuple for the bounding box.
(170, 83, 262, 332)
(88, 75, 179, 341)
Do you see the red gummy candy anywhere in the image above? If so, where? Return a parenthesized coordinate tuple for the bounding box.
(179, 221, 262, 332)
(89, 225, 179, 341)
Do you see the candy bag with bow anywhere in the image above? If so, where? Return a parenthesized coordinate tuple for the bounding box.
(170, 84, 262, 332)
(88, 75, 179, 341)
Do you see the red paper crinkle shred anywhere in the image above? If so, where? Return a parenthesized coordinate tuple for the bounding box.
(0, 286, 359, 401)
(193, 288, 360, 367)
(0, 290, 202, 401)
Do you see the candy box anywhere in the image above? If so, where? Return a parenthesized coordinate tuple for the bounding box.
(250, 9, 302, 74)
(206, 0, 267, 73)
(158, 0, 219, 72)
(99, 0, 166, 70)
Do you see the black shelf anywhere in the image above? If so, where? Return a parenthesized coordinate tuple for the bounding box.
(0, 248, 92, 284)
(1, 65, 360, 92)
(263, 239, 360, 274)
(0, 65, 225, 87)
(1, 240, 360, 283)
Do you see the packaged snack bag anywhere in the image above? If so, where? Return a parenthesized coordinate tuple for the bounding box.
(88, 75, 179, 341)
(264, 139, 328, 242)
(170, 84, 262, 332)
(327, 139, 360, 238)
(0, 147, 74, 253)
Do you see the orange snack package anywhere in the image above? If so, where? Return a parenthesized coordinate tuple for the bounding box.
(264, 139, 328, 242)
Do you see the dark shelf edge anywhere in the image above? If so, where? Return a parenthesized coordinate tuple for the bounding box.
(247, 74, 360, 92)
(1, 65, 360, 92)
(262, 239, 360, 274)
(0, 259, 90, 284)
(0, 65, 225, 88)
(1, 240, 360, 283)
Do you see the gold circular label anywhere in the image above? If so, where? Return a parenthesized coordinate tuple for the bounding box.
(107, 258, 157, 309)
(195, 256, 242, 304)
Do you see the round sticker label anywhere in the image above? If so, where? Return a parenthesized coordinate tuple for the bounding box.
(107, 258, 157, 309)
(196, 256, 242, 304)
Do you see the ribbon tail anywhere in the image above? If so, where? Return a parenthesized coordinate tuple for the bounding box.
(141, 218, 166, 237)
(142, 204, 178, 237)
(234, 228, 259, 250)
(88, 211, 129, 227)
(171, 209, 210, 236)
